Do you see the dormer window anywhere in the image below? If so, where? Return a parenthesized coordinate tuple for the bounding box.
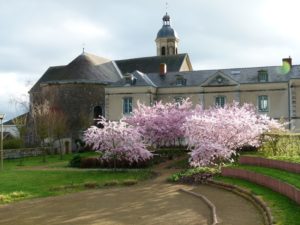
(124, 73, 137, 86)
(176, 75, 187, 86)
(258, 70, 268, 82)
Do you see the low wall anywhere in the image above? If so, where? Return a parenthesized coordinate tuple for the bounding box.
(240, 156, 300, 173)
(4, 148, 49, 159)
(222, 167, 300, 205)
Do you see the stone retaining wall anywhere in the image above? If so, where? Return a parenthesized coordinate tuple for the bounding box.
(4, 148, 49, 159)
(222, 167, 300, 205)
(240, 156, 300, 173)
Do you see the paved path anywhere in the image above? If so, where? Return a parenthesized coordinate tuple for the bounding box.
(0, 160, 265, 225)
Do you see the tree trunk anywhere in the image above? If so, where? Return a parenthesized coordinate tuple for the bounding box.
(59, 138, 63, 160)
(113, 155, 117, 172)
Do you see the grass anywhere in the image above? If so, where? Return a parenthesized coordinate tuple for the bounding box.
(265, 156, 300, 164)
(0, 153, 152, 204)
(4, 151, 98, 169)
(166, 155, 190, 169)
(215, 176, 300, 225)
(231, 164, 300, 189)
(240, 151, 300, 164)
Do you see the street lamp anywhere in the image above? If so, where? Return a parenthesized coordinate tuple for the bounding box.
(0, 113, 5, 170)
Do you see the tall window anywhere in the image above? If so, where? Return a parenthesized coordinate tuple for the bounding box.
(258, 70, 268, 82)
(215, 96, 226, 108)
(258, 95, 268, 112)
(161, 47, 166, 56)
(93, 106, 103, 119)
(93, 106, 103, 127)
(123, 97, 132, 114)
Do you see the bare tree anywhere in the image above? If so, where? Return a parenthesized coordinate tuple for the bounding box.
(31, 101, 51, 162)
(49, 110, 68, 160)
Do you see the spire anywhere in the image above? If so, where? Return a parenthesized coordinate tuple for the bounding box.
(82, 43, 85, 54)
(163, 2, 170, 25)
(155, 10, 179, 56)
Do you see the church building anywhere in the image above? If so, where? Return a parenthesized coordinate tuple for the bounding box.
(29, 13, 300, 142)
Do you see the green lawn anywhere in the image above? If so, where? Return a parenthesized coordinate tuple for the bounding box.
(215, 176, 300, 225)
(240, 151, 300, 164)
(3, 151, 97, 169)
(0, 153, 152, 204)
(231, 164, 300, 189)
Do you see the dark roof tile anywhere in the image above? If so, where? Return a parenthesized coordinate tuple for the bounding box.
(115, 54, 188, 74)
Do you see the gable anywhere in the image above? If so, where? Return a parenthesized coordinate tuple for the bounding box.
(179, 54, 193, 71)
(201, 71, 239, 87)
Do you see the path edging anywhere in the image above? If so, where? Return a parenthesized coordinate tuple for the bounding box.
(179, 188, 218, 225)
(208, 180, 274, 225)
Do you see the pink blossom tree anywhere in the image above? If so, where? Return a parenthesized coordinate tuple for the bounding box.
(125, 99, 194, 147)
(84, 118, 152, 169)
(184, 102, 284, 167)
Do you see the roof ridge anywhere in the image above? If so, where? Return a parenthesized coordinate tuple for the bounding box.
(195, 64, 300, 71)
(115, 53, 187, 62)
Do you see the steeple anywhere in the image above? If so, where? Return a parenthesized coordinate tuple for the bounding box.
(155, 12, 179, 56)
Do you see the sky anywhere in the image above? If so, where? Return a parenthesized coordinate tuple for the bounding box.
(1, 0, 300, 121)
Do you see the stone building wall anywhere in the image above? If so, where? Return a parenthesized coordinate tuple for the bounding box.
(30, 82, 106, 140)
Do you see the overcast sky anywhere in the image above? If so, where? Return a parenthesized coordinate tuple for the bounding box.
(1, 0, 300, 121)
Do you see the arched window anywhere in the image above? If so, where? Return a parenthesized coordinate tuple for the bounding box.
(161, 47, 166, 56)
(94, 106, 102, 119)
(94, 106, 103, 127)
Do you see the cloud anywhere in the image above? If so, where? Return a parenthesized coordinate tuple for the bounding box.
(0, 72, 30, 120)
(1, 0, 300, 120)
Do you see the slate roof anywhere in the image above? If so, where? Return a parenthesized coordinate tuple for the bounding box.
(111, 64, 300, 88)
(115, 54, 189, 74)
(30, 52, 122, 92)
(156, 24, 179, 39)
(111, 70, 157, 87)
(3, 113, 28, 125)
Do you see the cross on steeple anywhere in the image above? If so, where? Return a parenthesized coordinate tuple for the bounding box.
(82, 43, 85, 54)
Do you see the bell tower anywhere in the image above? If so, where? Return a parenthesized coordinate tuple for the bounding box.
(155, 13, 179, 56)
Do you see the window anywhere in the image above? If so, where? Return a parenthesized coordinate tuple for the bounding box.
(93, 106, 103, 119)
(258, 70, 268, 82)
(176, 78, 187, 86)
(176, 75, 187, 86)
(215, 96, 226, 107)
(161, 47, 166, 56)
(93, 106, 103, 127)
(258, 95, 268, 112)
(123, 97, 132, 114)
(124, 74, 136, 86)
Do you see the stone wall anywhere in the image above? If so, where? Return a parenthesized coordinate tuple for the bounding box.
(3, 148, 49, 159)
(221, 167, 300, 204)
(30, 83, 106, 139)
(239, 156, 300, 173)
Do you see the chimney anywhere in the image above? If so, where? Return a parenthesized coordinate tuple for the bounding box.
(282, 56, 292, 67)
(159, 63, 167, 75)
